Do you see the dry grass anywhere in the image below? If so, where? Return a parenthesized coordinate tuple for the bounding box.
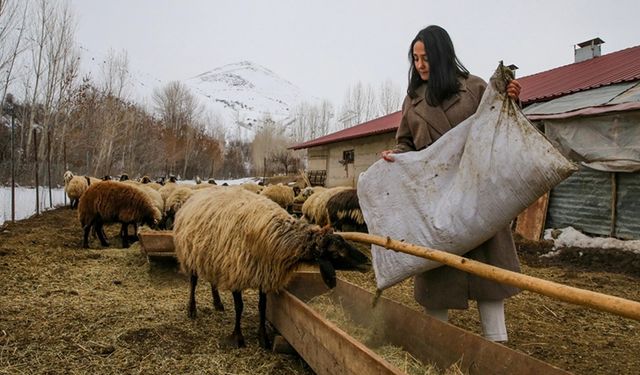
(1, 208, 639, 375)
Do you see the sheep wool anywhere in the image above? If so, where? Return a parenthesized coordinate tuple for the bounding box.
(63, 170, 74, 185)
(65, 176, 89, 208)
(240, 182, 263, 194)
(78, 181, 162, 247)
(326, 188, 366, 231)
(174, 188, 320, 292)
(301, 186, 350, 226)
(165, 186, 195, 217)
(260, 184, 295, 210)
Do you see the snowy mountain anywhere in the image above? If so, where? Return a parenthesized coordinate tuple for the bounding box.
(77, 46, 314, 141)
(184, 61, 312, 140)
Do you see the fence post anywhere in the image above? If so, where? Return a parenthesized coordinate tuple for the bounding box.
(33, 127, 39, 215)
(47, 128, 52, 208)
(63, 141, 67, 206)
(10, 111, 15, 222)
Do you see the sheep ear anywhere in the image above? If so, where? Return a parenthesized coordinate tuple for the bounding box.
(318, 259, 336, 289)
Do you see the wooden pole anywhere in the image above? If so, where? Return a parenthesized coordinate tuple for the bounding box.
(10, 112, 15, 222)
(47, 128, 52, 208)
(33, 128, 39, 215)
(338, 232, 640, 321)
(63, 141, 67, 206)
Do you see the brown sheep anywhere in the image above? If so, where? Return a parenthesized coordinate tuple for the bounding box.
(78, 181, 161, 248)
(173, 188, 370, 349)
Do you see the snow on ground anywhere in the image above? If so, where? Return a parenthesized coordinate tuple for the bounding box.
(0, 177, 258, 226)
(543, 226, 640, 255)
(0, 186, 67, 226)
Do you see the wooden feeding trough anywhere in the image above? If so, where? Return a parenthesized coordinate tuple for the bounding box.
(268, 272, 571, 375)
(138, 230, 176, 260)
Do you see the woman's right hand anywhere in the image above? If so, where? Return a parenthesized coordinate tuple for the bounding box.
(381, 150, 395, 162)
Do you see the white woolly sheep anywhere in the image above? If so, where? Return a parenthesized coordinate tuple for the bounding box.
(260, 183, 295, 211)
(173, 188, 370, 348)
(78, 181, 161, 248)
(301, 186, 350, 227)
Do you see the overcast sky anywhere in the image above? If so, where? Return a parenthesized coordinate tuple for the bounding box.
(69, 0, 639, 106)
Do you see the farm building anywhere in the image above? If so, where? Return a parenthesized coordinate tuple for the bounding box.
(291, 38, 640, 239)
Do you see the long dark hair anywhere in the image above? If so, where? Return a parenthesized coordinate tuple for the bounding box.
(407, 25, 469, 106)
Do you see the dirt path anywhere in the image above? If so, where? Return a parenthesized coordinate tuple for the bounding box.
(1, 208, 638, 374)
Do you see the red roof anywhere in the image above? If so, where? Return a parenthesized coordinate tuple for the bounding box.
(290, 111, 401, 150)
(519, 45, 640, 105)
(292, 45, 640, 150)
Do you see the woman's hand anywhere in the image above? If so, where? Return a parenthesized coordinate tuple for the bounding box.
(381, 149, 395, 162)
(507, 79, 521, 100)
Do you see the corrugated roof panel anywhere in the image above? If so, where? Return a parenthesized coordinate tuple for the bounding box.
(520, 45, 640, 104)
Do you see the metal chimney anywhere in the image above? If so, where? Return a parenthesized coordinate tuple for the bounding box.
(574, 38, 604, 63)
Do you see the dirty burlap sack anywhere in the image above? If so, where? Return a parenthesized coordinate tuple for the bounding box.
(358, 63, 578, 290)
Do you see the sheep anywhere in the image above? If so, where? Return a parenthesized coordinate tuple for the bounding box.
(140, 175, 152, 184)
(301, 186, 350, 227)
(173, 188, 370, 349)
(207, 178, 217, 185)
(240, 182, 263, 194)
(325, 188, 367, 232)
(145, 182, 163, 191)
(260, 183, 295, 211)
(78, 181, 161, 249)
(63, 170, 74, 185)
(65, 175, 89, 209)
(119, 173, 129, 181)
(158, 181, 178, 204)
(163, 186, 195, 229)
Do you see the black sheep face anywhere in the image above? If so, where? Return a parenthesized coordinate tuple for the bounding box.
(316, 234, 371, 289)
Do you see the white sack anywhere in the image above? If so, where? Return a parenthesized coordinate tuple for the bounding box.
(358, 64, 578, 290)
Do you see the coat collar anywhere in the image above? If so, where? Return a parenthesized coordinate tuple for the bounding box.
(410, 77, 469, 137)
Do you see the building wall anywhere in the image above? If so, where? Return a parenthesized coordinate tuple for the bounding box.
(307, 132, 396, 187)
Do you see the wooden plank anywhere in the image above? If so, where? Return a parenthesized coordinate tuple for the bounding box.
(515, 192, 550, 241)
(277, 273, 572, 375)
(267, 282, 404, 375)
(138, 231, 174, 255)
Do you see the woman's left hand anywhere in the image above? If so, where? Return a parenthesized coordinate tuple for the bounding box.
(507, 79, 521, 100)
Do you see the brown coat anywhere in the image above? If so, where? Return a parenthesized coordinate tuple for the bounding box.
(393, 74, 521, 309)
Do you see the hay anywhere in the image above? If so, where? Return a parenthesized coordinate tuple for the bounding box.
(307, 293, 462, 375)
(1, 208, 640, 375)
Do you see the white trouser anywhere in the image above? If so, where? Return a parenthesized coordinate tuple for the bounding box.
(424, 299, 508, 342)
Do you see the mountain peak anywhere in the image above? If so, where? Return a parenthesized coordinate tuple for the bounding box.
(185, 60, 312, 140)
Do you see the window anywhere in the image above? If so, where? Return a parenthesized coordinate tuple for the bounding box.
(342, 149, 354, 164)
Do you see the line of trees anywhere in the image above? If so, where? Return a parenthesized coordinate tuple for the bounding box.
(0, 0, 403, 186)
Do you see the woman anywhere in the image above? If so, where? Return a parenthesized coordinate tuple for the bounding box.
(381, 25, 521, 342)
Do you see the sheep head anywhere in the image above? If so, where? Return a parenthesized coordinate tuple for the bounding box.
(144, 207, 162, 229)
(311, 227, 371, 289)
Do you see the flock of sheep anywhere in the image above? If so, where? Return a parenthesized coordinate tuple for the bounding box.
(62, 170, 371, 349)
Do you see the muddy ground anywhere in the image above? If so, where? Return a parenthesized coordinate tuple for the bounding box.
(0, 208, 638, 374)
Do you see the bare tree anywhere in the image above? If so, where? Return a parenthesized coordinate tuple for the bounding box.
(338, 81, 377, 129)
(377, 79, 402, 115)
(152, 81, 203, 176)
(251, 114, 286, 174)
(289, 99, 334, 142)
(0, 0, 28, 111)
(101, 48, 130, 99)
